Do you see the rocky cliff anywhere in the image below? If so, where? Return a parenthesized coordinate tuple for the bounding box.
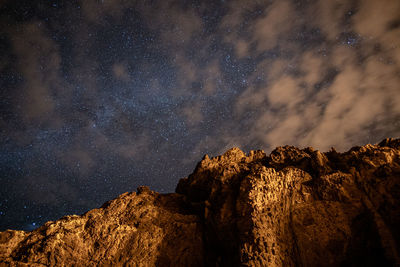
(1, 138, 400, 266)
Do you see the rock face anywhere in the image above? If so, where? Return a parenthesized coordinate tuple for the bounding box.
(0, 188, 204, 266)
(1, 138, 400, 266)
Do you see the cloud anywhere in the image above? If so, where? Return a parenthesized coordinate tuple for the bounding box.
(181, 101, 204, 127)
(219, 1, 255, 58)
(310, 0, 354, 41)
(161, 0, 399, 155)
(10, 23, 64, 125)
(252, 0, 296, 52)
(232, 0, 400, 151)
(352, 0, 400, 67)
(353, 0, 400, 38)
(112, 62, 130, 81)
(116, 134, 151, 159)
(8, 0, 398, 155)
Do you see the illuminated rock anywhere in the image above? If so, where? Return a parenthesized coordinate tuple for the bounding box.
(2, 138, 400, 266)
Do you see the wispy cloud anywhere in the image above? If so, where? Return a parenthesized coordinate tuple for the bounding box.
(222, 0, 400, 151)
(10, 23, 64, 125)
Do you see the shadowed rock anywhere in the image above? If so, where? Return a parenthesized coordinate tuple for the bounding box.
(1, 138, 400, 266)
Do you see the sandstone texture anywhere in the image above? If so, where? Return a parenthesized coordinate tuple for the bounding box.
(1, 138, 400, 266)
(0, 188, 203, 266)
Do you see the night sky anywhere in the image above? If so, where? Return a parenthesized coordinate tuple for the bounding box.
(1, 0, 399, 231)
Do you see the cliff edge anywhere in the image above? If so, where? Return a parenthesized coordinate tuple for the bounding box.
(1, 138, 400, 266)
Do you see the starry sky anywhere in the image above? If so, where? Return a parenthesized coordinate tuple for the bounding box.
(1, 0, 399, 231)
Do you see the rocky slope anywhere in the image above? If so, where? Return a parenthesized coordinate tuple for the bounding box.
(1, 138, 400, 266)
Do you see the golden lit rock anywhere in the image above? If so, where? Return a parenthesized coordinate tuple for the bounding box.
(1, 138, 400, 266)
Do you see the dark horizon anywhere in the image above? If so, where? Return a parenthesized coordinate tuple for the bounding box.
(1, 0, 399, 231)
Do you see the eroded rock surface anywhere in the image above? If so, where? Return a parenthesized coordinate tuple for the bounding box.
(0, 188, 204, 266)
(1, 138, 400, 266)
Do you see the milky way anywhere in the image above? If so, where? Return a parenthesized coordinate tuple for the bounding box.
(1, 0, 399, 230)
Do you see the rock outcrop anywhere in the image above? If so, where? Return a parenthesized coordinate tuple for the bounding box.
(1, 138, 400, 266)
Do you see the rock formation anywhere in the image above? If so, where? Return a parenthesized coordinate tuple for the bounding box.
(1, 138, 400, 266)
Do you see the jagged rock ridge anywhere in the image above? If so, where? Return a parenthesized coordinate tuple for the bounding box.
(1, 138, 400, 266)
